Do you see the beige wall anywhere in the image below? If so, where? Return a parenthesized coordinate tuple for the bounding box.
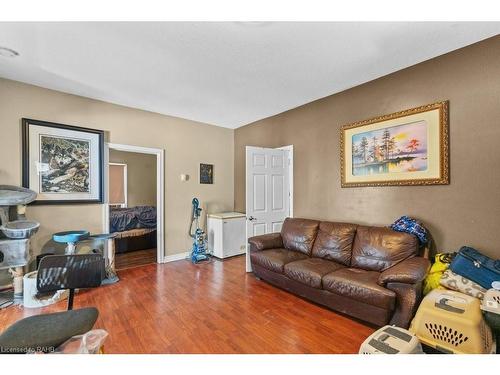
(109, 150, 157, 207)
(0, 78, 234, 262)
(235, 36, 500, 258)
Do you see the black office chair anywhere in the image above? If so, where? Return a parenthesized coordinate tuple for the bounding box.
(37, 253, 105, 310)
(0, 254, 105, 353)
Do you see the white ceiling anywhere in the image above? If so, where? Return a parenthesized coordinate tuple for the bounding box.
(0, 22, 499, 129)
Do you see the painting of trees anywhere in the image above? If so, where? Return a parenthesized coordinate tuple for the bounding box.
(352, 143, 358, 156)
(380, 129, 391, 160)
(350, 119, 427, 175)
(359, 136, 368, 162)
(406, 139, 420, 155)
(388, 137, 396, 159)
(344, 102, 447, 186)
(369, 136, 378, 160)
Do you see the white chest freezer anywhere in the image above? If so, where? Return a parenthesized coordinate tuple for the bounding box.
(207, 212, 246, 259)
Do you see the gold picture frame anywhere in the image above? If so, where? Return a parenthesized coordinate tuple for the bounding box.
(340, 101, 449, 187)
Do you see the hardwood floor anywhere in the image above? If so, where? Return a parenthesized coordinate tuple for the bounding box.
(115, 248, 157, 270)
(0, 255, 374, 353)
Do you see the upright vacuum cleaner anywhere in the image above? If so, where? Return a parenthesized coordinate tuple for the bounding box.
(188, 198, 210, 263)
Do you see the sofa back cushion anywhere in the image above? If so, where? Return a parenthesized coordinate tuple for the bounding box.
(281, 218, 320, 255)
(351, 226, 418, 271)
(311, 221, 358, 265)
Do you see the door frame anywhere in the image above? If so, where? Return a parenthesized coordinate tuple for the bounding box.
(245, 145, 294, 272)
(103, 142, 166, 263)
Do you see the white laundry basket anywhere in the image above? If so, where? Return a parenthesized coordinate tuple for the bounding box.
(23, 270, 68, 308)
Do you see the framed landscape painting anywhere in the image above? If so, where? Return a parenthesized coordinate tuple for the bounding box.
(22, 118, 104, 204)
(340, 101, 449, 187)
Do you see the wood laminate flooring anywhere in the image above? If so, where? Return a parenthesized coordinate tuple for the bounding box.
(115, 248, 157, 270)
(0, 255, 374, 353)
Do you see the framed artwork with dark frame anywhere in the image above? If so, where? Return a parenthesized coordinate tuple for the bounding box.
(199, 163, 214, 184)
(340, 101, 449, 187)
(22, 118, 104, 204)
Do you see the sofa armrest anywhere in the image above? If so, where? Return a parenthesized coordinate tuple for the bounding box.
(248, 233, 283, 252)
(378, 256, 431, 286)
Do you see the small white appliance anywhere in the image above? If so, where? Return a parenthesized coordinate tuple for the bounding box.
(207, 212, 246, 259)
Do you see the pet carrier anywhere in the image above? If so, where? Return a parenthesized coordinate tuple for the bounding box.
(481, 288, 500, 332)
(410, 289, 494, 354)
(449, 247, 500, 290)
(359, 325, 423, 354)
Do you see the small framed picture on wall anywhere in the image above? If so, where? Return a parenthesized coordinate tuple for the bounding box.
(22, 118, 104, 204)
(199, 163, 214, 184)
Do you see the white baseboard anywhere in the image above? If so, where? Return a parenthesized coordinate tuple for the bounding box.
(163, 252, 189, 263)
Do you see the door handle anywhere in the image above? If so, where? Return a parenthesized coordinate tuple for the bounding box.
(247, 216, 257, 221)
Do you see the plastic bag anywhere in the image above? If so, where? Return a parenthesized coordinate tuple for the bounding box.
(53, 329, 108, 354)
(422, 253, 455, 295)
(390, 216, 428, 245)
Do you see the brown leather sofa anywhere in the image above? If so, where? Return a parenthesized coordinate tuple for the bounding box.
(248, 218, 430, 328)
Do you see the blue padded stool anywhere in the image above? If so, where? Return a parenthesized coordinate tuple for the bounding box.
(52, 230, 90, 254)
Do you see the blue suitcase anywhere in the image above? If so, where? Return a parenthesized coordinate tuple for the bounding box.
(450, 246, 500, 289)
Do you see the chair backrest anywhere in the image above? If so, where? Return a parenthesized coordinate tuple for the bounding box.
(37, 254, 105, 293)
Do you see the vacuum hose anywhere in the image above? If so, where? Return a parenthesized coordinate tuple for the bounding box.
(189, 198, 201, 238)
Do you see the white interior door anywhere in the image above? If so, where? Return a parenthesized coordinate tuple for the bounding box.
(245, 146, 290, 272)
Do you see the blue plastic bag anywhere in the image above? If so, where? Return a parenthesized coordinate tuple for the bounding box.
(390, 216, 428, 245)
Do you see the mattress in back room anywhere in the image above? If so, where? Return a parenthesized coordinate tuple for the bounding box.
(110, 206, 157, 233)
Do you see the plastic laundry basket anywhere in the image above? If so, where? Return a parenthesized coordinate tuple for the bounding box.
(409, 289, 494, 354)
(23, 271, 68, 308)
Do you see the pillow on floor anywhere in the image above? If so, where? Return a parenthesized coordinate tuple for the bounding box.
(439, 269, 487, 300)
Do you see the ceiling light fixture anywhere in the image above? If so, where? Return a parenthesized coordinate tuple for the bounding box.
(0, 47, 19, 58)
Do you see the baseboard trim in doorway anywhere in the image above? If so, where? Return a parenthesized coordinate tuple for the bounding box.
(164, 252, 189, 263)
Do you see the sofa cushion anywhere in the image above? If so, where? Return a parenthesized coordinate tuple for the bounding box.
(284, 258, 345, 289)
(311, 221, 357, 265)
(351, 226, 418, 272)
(322, 268, 396, 310)
(250, 248, 308, 273)
(281, 218, 320, 255)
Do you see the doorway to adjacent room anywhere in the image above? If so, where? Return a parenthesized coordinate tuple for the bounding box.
(104, 143, 165, 269)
